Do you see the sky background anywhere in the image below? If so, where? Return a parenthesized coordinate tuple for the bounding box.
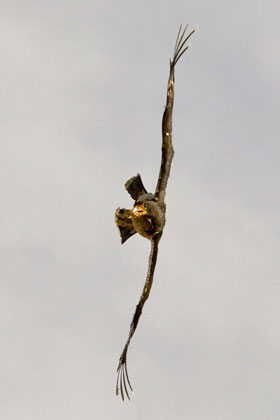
(1, 1, 280, 419)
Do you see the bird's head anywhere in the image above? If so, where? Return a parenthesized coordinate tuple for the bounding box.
(132, 203, 149, 217)
(132, 193, 155, 217)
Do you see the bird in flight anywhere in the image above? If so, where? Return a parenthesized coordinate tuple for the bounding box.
(115, 25, 196, 400)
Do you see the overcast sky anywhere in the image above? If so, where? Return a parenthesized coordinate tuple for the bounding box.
(1, 1, 280, 419)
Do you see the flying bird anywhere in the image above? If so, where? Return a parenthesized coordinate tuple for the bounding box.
(115, 25, 196, 400)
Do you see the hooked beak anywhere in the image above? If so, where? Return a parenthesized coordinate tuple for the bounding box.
(133, 204, 147, 215)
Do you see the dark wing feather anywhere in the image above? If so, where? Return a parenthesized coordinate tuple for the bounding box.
(155, 25, 196, 203)
(125, 173, 147, 200)
(116, 233, 162, 401)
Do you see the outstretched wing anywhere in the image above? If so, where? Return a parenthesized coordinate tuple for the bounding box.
(155, 25, 196, 203)
(116, 233, 162, 401)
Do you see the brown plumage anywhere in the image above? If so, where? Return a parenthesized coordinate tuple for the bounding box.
(115, 25, 196, 400)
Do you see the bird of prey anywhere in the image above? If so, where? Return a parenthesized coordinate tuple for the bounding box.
(115, 25, 196, 400)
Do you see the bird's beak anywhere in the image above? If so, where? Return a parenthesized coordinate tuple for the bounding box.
(133, 204, 147, 215)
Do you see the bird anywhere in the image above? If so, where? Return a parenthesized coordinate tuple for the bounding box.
(115, 25, 196, 400)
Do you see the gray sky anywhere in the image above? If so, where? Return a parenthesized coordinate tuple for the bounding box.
(1, 1, 280, 419)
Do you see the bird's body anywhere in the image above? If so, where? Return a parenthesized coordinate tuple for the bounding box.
(115, 25, 196, 400)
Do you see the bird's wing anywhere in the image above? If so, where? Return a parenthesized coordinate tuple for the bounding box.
(155, 25, 196, 203)
(116, 233, 162, 401)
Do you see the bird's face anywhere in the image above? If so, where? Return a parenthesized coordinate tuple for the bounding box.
(132, 203, 149, 217)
